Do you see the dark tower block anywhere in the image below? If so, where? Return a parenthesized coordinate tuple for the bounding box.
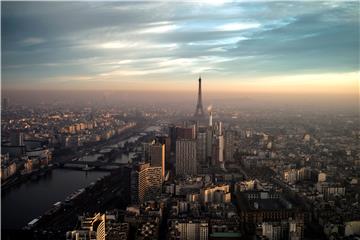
(194, 76, 205, 119)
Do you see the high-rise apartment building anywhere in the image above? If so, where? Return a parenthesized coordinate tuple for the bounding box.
(131, 163, 162, 203)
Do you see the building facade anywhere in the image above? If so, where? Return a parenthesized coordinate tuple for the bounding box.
(131, 163, 162, 203)
(196, 128, 207, 167)
(224, 130, 235, 163)
(149, 142, 165, 178)
(176, 139, 197, 176)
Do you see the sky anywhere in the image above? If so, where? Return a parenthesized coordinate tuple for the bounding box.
(1, 1, 359, 94)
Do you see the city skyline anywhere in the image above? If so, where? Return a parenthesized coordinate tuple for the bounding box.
(2, 2, 360, 240)
(2, 1, 359, 94)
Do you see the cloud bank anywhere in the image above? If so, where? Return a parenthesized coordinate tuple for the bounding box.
(2, 1, 358, 93)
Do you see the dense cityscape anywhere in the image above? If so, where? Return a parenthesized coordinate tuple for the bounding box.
(1, 1, 359, 240)
(1, 76, 359, 240)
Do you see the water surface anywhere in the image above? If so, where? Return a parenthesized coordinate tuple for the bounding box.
(2, 169, 109, 229)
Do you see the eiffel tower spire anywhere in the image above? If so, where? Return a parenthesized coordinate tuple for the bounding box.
(194, 75, 205, 118)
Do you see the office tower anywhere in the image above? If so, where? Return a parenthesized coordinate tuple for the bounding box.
(131, 163, 162, 204)
(205, 109, 214, 166)
(218, 134, 224, 168)
(169, 124, 177, 153)
(206, 127, 213, 164)
(217, 122, 225, 169)
(176, 139, 197, 176)
(149, 142, 165, 178)
(224, 130, 235, 163)
(170, 125, 195, 156)
(196, 127, 207, 166)
(194, 76, 205, 119)
(156, 135, 170, 162)
(66, 213, 106, 240)
(143, 140, 155, 162)
(211, 137, 219, 166)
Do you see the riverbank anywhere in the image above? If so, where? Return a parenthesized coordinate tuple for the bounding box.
(2, 168, 110, 230)
(1, 122, 145, 193)
(1, 165, 55, 193)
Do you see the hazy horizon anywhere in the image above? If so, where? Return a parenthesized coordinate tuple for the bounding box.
(2, 89, 358, 113)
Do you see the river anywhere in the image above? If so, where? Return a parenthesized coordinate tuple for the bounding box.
(1, 169, 109, 229)
(1, 133, 146, 230)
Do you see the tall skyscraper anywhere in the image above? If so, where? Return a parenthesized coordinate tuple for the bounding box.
(204, 109, 214, 166)
(210, 121, 225, 169)
(170, 125, 196, 159)
(218, 122, 225, 169)
(156, 135, 170, 162)
(194, 76, 205, 119)
(131, 163, 162, 203)
(206, 130, 213, 164)
(176, 139, 197, 176)
(196, 127, 207, 166)
(169, 124, 177, 153)
(211, 136, 219, 166)
(224, 130, 236, 163)
(149, 142, 165, 178)
(143, 140, 155, 161)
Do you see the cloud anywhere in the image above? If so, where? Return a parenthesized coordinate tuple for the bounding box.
(216, 22, 260, 31)
(97, 41, 139, 49)
(188, 36, 248, 46)
(138, 24, 179, 34)
(1, 1, 358, 92)
(20, 37, 46, 46)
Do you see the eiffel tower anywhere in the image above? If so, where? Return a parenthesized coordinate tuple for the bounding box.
(194, 75, 205, 118)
